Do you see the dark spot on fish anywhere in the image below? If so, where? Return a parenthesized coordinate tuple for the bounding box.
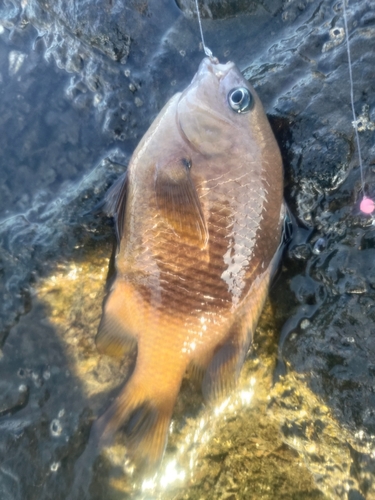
(181, 157, 191, 169)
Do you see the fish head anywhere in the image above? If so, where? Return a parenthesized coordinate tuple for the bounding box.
(176, 57, 273, 160)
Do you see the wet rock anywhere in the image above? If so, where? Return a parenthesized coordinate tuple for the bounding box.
(176, 0, 262, 19)
(0, 380, 29, 417)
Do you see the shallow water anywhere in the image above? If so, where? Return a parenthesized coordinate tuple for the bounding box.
(1, 0, 375, 498)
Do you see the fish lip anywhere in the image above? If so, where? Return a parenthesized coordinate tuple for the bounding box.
(199, 57, 236, 80)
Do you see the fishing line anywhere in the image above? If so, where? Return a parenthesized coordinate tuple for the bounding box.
(342, 0, 374, 214)
(194, 0, 213, 58)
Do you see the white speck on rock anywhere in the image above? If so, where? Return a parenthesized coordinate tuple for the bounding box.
(50, 462, 60, 472)
(9, 51, 27, 76)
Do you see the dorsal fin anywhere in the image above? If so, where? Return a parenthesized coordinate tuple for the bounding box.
(154, 157, 208, 247)
(96, 281, 137, 359)
(104, 171, 128, 243)
(96, 306, 137, 359)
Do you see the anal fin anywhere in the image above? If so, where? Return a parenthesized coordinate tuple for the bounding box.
(187, 360, 206, 385)
(202, 340, 246, 402)
(202, 265, 274, 401)
(201, 310, 256, 402)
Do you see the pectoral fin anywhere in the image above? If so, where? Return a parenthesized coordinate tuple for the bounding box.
(155, 158, 208, 247)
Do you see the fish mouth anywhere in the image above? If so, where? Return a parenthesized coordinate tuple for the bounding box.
(198, 57, 236, 81)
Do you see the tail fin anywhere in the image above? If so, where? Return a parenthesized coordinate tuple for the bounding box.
(92, 377, 176, 467)
(68, 376, 176, 497)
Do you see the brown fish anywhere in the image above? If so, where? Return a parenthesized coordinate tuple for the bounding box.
(94, 57, 283, 465)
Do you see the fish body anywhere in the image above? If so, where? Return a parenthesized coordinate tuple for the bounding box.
(94, 57, 284, 464)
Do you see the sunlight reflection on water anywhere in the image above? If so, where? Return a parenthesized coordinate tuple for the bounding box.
(139, 376, 257, 494)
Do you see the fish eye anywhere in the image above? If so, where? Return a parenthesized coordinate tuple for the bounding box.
(228, 87, 253, 114)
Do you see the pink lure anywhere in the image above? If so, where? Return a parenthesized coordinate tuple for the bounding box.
(360, 196, 375, 214)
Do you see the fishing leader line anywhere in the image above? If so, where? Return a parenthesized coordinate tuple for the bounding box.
(194, 0, 214, 59)
(343, 0, 375, 214)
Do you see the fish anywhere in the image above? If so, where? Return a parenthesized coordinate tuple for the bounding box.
(93, 56, 284, 466)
